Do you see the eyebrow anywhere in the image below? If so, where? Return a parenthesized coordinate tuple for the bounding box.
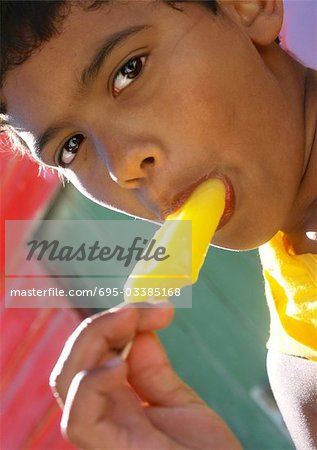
(34, 24, 150, 156)
(34, 124, 68, 157)
(80, 24, 151, 88)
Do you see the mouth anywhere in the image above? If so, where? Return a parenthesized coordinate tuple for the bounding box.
(161, 173, 235, 230)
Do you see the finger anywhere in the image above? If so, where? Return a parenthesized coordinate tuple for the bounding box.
(112, 299, 174, 332)
(50, 306, 138, 404)
(50, 302, 173, 405)
(135, 300, 174, 332)
(61, 358, 142, 448)
(128, 331, 204, 407)
(61, 358, 173, 450)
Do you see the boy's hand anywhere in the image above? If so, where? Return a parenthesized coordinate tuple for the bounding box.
(50, 303, 241, 450)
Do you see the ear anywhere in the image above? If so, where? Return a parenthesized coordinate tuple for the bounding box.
(219, 0, 283, 46)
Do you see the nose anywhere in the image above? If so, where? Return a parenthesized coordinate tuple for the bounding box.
(97, 139, 163, 189)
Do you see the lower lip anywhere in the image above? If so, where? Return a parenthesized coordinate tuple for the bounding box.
(166, 174, 235, 229)
(192, 173, 235, 230)
(214, 174, 235, 230)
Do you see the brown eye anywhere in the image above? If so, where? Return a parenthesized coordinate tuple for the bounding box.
(58, 134, 85, 167)
(113, 56, 146, 96)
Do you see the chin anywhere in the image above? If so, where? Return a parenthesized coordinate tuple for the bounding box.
(212, 229, 277, 252)
(212, 241, 260, 252)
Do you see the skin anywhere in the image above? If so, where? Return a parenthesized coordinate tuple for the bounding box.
(1, 1, 316, 448)
(50, 302, 241, 449)
(3, 0, 316, 253)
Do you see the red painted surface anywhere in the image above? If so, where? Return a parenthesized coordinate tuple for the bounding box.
(1, 136, 79, 449)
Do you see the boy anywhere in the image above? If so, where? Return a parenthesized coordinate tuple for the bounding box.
(1, 1, 316, 448)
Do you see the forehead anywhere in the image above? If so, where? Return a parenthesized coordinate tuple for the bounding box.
(3, 1, 170, 136)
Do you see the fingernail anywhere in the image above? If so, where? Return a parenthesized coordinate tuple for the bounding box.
(108, 302, 127, 313)
(144, 299, 172, 307)
(102, 356, 123, 369)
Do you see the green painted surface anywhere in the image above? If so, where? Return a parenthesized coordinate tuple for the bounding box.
(47, 185, 294, 450)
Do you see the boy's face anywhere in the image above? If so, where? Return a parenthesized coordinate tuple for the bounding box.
(3, 1, 302, 250)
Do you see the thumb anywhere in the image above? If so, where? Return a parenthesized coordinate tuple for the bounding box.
(128, 332, 204, 407)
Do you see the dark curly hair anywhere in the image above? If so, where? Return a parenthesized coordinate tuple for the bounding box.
(0, 0, 278, 152)
(0, 1, 219, 92)
(0, 0, 220, 153)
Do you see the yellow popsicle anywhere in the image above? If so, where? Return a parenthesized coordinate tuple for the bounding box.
(124, 178, 226, 302)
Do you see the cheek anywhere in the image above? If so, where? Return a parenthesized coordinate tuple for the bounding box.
(154, 39, 248, 155)
(66, 166, 154, 220)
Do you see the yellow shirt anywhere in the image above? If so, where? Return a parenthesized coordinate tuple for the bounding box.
(259, 231, 317, 362)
